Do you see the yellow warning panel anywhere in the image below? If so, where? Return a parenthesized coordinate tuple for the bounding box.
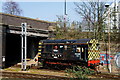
(88, 39, 100, 60)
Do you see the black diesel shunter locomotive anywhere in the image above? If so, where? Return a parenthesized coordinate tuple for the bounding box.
(38, 39, 100, 68)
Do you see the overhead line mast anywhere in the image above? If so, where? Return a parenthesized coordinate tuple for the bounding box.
(65, 0, 67, 15)
(64, 0, 67, 32)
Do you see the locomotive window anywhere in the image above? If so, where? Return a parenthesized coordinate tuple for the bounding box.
(59, 45, 64, 53)
(81, 48, 84, 52)
(64, 45, 67, 50)
(76, 47, 81, 53)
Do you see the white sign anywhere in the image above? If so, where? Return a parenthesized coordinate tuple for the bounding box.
(115, 53, 120, 68)
(2, 57, 5, 62)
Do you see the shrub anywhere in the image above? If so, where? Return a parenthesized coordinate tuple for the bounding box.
(65, 66, 95, 80)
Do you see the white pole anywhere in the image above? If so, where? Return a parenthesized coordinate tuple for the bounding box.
(21, 23, 27, 71)
(21, 24, 23, 70)
(25, 23, 27, 70)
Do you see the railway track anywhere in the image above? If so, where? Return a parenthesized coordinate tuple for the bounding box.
(41, 67, 120, 80)
(2, 71, 68, 80)
(1, 68, 120, 80)
(92, 73, 120, 80)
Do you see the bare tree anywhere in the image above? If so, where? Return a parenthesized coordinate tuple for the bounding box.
(74, 1, 106, 39)
(56, 15, 70, 29)
(2, 0, 22, 16)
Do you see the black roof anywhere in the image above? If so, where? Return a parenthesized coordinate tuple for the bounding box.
(42, 39, 91, 44)
(76, 39, 91, 43)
